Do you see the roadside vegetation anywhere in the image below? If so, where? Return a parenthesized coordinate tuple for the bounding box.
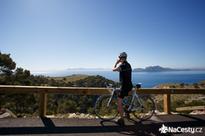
(154, 82, 205, 113)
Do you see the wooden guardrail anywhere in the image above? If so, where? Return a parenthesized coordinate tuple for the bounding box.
(136, 88, 205, 114)
(176, 106, 205, 112)
(0, 85, 204, 117)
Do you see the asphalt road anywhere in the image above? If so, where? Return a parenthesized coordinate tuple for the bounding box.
(0, 114, 205, 136)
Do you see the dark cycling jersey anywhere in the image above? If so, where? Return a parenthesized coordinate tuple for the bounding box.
(118, 61, 133, 98)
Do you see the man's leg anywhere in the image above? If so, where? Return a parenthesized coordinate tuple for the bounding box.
(117, 97, 125, 126)
(117, 97, 124, 118)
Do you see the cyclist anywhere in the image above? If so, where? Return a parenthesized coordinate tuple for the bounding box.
(112, 52, 133, 126)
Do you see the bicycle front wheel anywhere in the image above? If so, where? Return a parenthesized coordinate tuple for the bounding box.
(94, 95, 119, 120)
(132, 95, 155, 121)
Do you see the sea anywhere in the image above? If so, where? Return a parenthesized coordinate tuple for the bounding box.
(37, 70, 205, 88)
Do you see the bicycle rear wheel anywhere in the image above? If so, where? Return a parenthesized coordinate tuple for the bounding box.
(94, 95, 119, 120)
(132, 95, 155, 121)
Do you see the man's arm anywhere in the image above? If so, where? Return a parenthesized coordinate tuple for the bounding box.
(112, 66, 120, 71)
(112, 59, 121, 71)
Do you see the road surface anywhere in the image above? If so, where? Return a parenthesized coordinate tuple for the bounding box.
(0, 114, 205, 136)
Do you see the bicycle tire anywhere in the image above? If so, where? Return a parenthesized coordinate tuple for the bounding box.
(132, 95, 155, 121)
(94, 95, 119, 120)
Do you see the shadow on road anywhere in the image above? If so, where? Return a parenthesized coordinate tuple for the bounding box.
(0, 115, 204, 135)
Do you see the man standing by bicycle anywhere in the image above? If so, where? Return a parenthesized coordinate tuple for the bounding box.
(112, 52, 133, 126)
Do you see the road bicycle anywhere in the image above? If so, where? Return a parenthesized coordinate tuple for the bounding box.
(94, 83, 156, 121)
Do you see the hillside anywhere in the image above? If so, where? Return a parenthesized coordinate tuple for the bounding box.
(0, 74, 118, 117)
(49, 74, 89, 83)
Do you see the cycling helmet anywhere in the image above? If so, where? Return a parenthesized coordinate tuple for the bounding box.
(119, 52, 127, 58)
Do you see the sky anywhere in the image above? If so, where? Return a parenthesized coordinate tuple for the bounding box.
(0, 0, 205, 72)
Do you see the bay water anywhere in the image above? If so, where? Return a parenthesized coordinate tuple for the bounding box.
(43, 70, 205, 88)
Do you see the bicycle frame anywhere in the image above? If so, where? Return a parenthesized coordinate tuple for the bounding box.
(107, 88, 116, 107)
(128, 89, 143, 111)
(95, 84, 155, 121)
(107, 87, 143, 112)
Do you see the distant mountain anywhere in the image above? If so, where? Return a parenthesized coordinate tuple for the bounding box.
(133, 66, 191, 72)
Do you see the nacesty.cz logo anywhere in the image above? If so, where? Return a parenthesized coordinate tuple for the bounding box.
(159, 124, 203, 134)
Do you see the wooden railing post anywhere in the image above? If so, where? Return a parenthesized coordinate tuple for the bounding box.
(39, 93, 47, 117)
(163, 94, 171, 114)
